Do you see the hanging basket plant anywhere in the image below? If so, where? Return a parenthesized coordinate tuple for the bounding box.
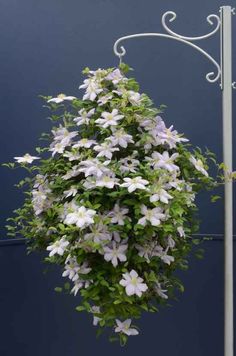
(5, 63, 225, 344)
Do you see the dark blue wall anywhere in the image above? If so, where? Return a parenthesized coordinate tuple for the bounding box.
(0, 0, 235, 355)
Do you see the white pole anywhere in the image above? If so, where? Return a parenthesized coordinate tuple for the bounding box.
(221, 6, 234, 356)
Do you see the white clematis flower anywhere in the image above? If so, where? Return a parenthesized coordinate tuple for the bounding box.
(149, 187, 173, 204)
(74, 108, 95, 126)
(120, 176, 149, 193)
(166, 173, 184, 191)
(106, 128, 134, 148)
(135, 241, 159, 263)
(189, 155, 208, 176)
(158, 125, 189, 149)
(108, 203, 129, 225)
(64, 205, 96, 229)
(33, 174, 47, 188)
(135, 243, 152, 263)
(32, 183, 52, 215)
(119, 269, 148, 297)
(114, 88, 142, 106)
(83, 176, 97, 190)
(146, 151, 179, 172)
(71, 280, 84, 296)
(127, 90, 142, 105)
(47, 94, 76, 103)
(91, 306, 102, 326)
(62, 257, 80, 281)
(76, 261, 92, 275)
(88, 68, 107, 78)
(97, 93, 113, 106)
(73, 138, 97, 149)
(51, 126, 78, 146)
(115, 319, 139, 336)
(62, 165, 80, 180)
(154, 245, 175, 265)
(59, 200, 79, 221)
(95, 174, 120, 189)
(84, 222, 111, 243)
(63, 151, 81, 161)
(119, 156, 140, 173)
(94, 142, 119, 159)
(46, 237, 69, 257)
(71, 278, 91, 296)
(14, 153, 40, 164)
(139, 115, 165, 131)
(79, 78, 103, 101)
(78, 158, 111, 178)
(105, 68, 124, 85)
(63, 187, 78, 198)
(138, 205, 166, 226)
(103, 241, 128, 267)
(95, 109, 124, 128)
(160, 252, 175, 265)
(49, 142, 67, 156)
(155, 282, 168, 299)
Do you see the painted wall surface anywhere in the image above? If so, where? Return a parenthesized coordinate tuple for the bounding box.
(0, 0, 235, 355)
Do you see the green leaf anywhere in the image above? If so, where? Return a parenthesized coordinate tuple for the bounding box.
(54, 287, 62, 293)
(76, 306, 86, 312)
(210, 195, 221, 203)
(113, 300, 122, 305)
(64, 282, 70, 290)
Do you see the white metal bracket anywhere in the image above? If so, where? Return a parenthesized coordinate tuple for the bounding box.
(114, 10, 221, 84)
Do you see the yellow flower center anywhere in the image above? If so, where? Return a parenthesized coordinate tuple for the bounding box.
(131, 277, 138, 285)
(77, 211, 85, 218)
(57, 94, 66, 99)
(81, 138, 88, 144)
(197, 159, 204, 168)
(146, 210, 153, 219)
(107, 114, 113, 120)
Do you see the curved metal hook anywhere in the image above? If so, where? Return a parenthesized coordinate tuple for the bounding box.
(161, 11, 221, 41)
(113, 32, 221, 83)
(113, 10, 221, 84)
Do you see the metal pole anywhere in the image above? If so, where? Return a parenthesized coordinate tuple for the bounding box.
(221, 6, 234, 356)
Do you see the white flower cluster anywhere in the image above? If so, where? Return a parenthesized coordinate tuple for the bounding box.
(16, 66, 211, 340)
(135, 240, 174, 264)
(32, 175, 53, 215)
(138, 115, 189, 150)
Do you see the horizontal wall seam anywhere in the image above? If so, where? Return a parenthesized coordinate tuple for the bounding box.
(0, 235, 236, 246)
